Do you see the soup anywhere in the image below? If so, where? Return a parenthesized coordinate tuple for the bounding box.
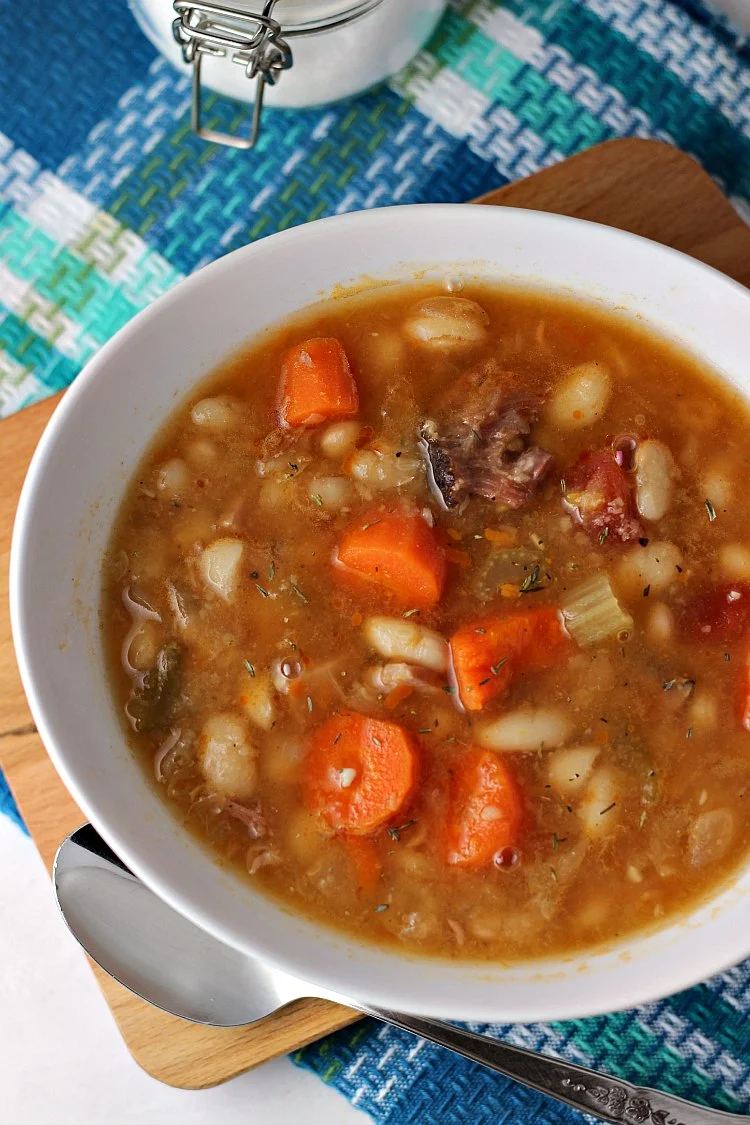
(104, 282, 750, 961)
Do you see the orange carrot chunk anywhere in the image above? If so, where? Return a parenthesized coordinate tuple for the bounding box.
(304, 712, 417, 835)
(443, 748, 522, 868)
(336, 510, 446, 608)
(278, 337, 359, 428)
(450, 607, 569, 711)
(342, 835, 383, 891)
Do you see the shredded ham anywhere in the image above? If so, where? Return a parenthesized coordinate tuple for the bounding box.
(421, 363, 553, 510)
(225, 801, 267, 839)
(247, 849, 280, 875)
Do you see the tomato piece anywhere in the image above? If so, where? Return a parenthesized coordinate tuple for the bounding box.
(681, 582, 750, 643)
(563, 450, 641, 544)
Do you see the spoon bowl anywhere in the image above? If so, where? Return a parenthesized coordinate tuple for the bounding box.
(53, 823, 748, 1124)
(54, 824, 307, 1025)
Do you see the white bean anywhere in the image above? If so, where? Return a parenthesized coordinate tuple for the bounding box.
(364, 616, 449, 672)
(719, 543, 750, 580)
(689, 809, 735, 867)
(241, 674, 276, 731)
(262, 735, 304, 784)
(199, 538, 244, 601)
(688, 690, 718, 732)
(199, 713, 257, 799)
(634, 440, 678, 522)
(172, 509, 215, 553)
(255, 455, 290, 479)
(258, 479, 293, 510)
(184, 438, 217, 469)
(647, 602, 674, 646)
(358, 330, 405, 375)
(478, 707, 572, 753)
(309, 475, 354, 510)
(156, 458, 190, 497)
(191, 395, 243, 430)
(702, 465, 732, 511)
(319, 421, 362, 459)
(403, 296, 488, 349)
(346, 448, 422, 490)
(365, 662, 422, 693)
(547, 362, 612, 430)
(617, 540, 683, 595)
(547, 747, 600, 797)
(285, 808, 329, 864)
(577, 766, 622, 838)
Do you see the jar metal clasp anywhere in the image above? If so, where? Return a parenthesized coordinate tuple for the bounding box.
(172, 0, 293, 149)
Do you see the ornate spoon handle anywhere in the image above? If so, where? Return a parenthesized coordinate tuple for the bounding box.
(359, 1006, 745, 1124)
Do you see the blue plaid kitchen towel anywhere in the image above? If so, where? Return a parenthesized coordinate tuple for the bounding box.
(2, 0, 750, 1120)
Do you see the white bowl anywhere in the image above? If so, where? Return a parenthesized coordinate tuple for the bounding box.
(11, 204, 750, 1023)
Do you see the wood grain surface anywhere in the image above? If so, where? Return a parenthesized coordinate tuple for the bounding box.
(1, 138, 749, 1089)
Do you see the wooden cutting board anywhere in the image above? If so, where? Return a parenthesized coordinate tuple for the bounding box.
(2, 139, 749, 1090)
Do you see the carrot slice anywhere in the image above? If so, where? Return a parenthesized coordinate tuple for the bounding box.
(443, 748, 522, 868)
(343, 835, 383, 891)
(278, 337, 359, 428)
(450, 607, 569, 711)
(336, 510, 446, 608)
(304, 712, 417, 834)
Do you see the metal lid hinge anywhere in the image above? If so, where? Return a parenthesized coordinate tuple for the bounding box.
(172, 1, 293, 150)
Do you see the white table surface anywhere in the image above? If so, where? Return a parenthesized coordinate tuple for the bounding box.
(0, 816, 363, 1125)
(3, 5, 749, 1122)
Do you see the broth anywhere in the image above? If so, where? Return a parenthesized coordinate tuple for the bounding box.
(103, 281, 750, 960)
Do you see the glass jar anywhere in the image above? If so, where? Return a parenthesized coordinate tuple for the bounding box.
(129, 0, 447, 147)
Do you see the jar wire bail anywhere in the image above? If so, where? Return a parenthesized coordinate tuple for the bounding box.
(172, 0, 293, 149)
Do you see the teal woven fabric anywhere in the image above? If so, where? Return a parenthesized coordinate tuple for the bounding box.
(2, 1, 750, 1121)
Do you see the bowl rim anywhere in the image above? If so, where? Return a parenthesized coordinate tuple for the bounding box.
(11, 201, 750, 1022)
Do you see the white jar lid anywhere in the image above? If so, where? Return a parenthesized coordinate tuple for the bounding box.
(227, 0, 383, 31)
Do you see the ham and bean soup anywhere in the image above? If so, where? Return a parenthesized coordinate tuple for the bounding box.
(104, 283, 750, 960)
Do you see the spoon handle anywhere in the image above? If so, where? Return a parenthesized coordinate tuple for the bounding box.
(358, 1006, 745, 1124)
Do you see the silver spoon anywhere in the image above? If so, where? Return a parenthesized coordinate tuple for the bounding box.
(54, 824, 743, 1124)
